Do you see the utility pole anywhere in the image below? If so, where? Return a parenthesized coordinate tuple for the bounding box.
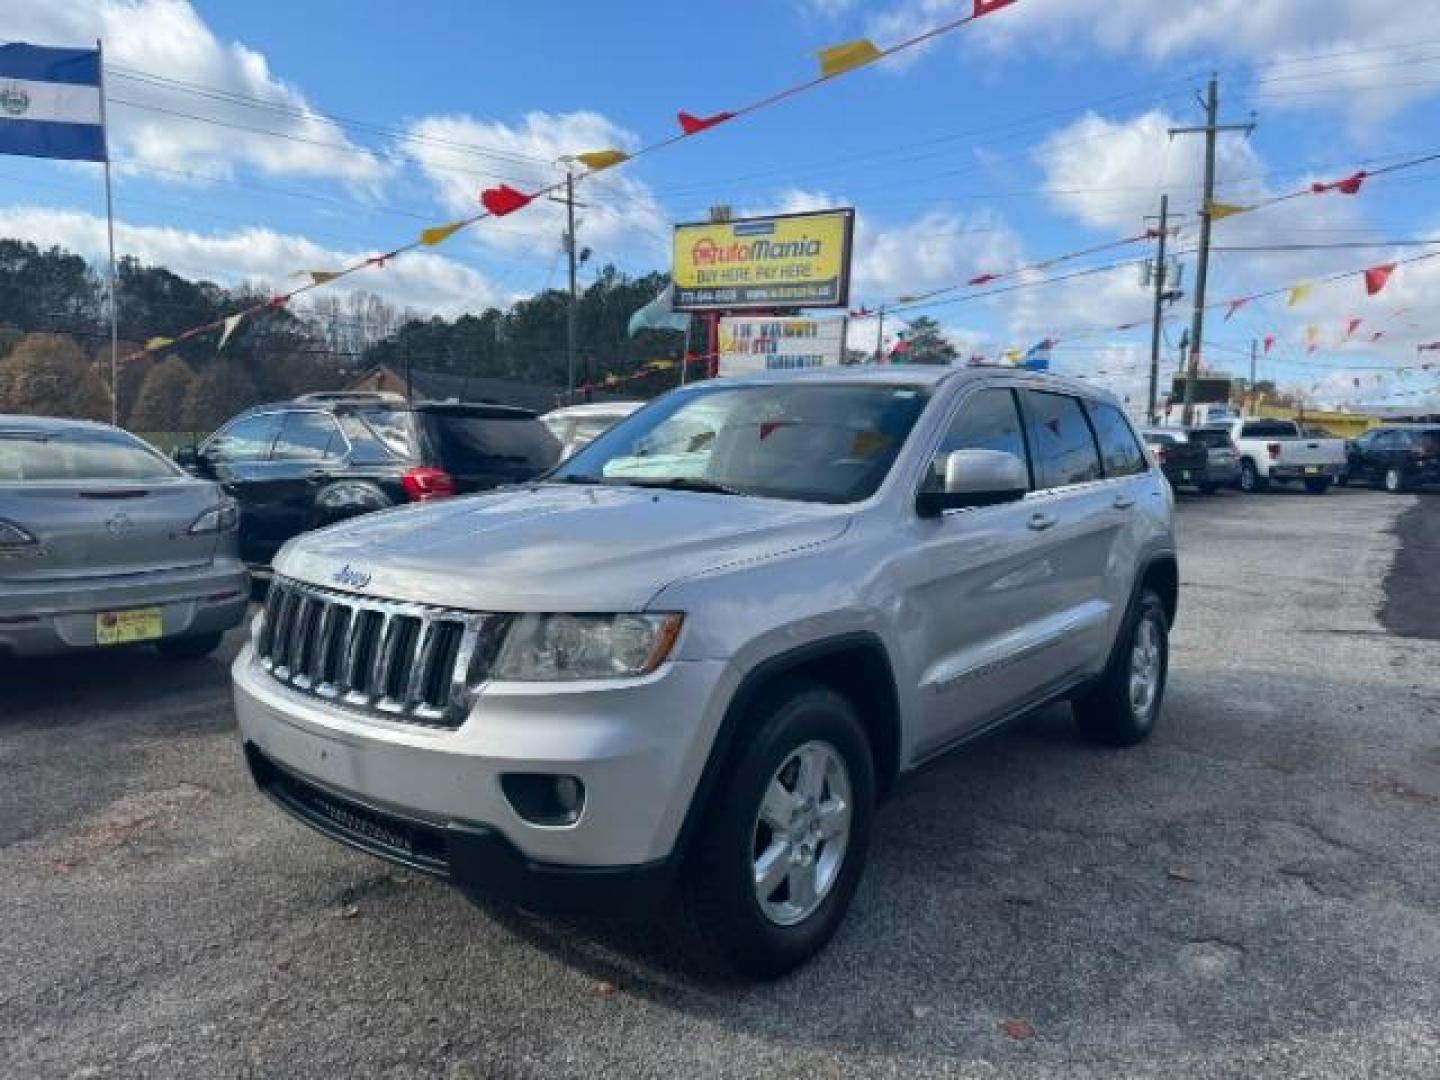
(873, 306, 887, 364)
(1248, 337, 1257, 415)
(1146, 195, 1170, 424)
(563, 170, 578, 405)
(1169, 74, 1255, 426)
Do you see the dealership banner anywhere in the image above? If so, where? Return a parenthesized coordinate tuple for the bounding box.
(672, 209, 854, 311)
(717, 316, 845, 377)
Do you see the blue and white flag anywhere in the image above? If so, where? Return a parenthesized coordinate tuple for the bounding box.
(0, 44, 106, 163)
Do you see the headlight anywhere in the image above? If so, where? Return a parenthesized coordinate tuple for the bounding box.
(491, 613, 684, 682)
(189, 499, 239, 535)
(0, 519, 37, 547)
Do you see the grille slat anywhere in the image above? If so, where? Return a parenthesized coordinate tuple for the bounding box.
(256, 577, 485, 728)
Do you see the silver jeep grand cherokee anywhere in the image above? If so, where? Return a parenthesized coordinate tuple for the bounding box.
(234, 367, 1177, 977)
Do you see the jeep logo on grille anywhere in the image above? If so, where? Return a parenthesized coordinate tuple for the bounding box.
(330, 564, 372, 590)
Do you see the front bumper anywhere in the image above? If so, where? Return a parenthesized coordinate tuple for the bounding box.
(233, 644, 736, 909)
(0, 559, 250, 657)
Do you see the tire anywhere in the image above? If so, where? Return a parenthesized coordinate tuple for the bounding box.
(1384, 467, 1407, 494)
(1239, 460, 1266, 493)
(675, 680, 875, 980)
(1073, 590, 1169, 747)
(1304, 478, 1332, 494)
(155, 632, 224, 661)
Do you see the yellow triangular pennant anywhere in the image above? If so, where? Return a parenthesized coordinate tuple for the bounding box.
(309, 270, 340, 285)
(144, 336, 174, 352)
(819, 39, 882, 78)
(575, 149, 630, 172)
(420, 221, 465, 246)
(218, 313, 244, 350)
(1207, 201, 1249, 221)
(1288, 282, 1314, 307)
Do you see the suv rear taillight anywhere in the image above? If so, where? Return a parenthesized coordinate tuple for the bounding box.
(401, 467, 456, 502)
(1266, 442, 1282, 460)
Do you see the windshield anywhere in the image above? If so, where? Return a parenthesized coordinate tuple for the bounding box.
(551, 382, 930, 504)
(422, 410, 560, 474)
(0, 427, 182, 482)
(1189, 429, 1232, 448)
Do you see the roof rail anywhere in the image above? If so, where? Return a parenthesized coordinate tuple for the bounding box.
(294, 390, 406, 404)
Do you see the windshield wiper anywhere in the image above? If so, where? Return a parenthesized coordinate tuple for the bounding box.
(550, 474, 603, 485)
(614, 476, 746, 496)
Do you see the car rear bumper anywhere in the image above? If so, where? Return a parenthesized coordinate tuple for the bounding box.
(233, 644, 736, 909)
(1206, 460, 1240, 484)
(1269, 464, 1341, 482)
(0, 559, 250, 657)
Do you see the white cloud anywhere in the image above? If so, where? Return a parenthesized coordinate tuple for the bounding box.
(8, 0, 386, 184)
(851, 0, 1440, 120)
(0, 205, 506, 319)
(744, 187, 1028, 301)
(403, 111, 670, 263)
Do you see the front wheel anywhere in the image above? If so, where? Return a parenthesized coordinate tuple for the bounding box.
(676, 681, 874, 979)
(1305, 478, 1332, 494)
(1073, 590, 1169, 747)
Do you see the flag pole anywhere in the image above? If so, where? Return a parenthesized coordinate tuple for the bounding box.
(97, 38, 119, 427)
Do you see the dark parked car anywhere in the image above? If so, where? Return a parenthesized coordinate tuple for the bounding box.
(1139, 427, 1211, 493)
(1342, 426, 1440, 493)
(177, 392, 562, 566)
(1185, 427, 1240, 492)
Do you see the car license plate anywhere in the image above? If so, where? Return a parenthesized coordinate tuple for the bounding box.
(1305, 466, 1320, 475)
(96, 607, 164, 646)
(1181, 470, 1191, 481)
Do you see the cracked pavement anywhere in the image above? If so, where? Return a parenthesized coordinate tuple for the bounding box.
(1, 486, 1437, 1078)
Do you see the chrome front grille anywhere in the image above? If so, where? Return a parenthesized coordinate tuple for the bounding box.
(257, 577, 495, 728)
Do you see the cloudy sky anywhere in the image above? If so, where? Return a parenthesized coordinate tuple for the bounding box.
(2, 0, 1439, 408)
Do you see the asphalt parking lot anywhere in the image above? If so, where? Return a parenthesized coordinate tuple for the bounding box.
(2, 487, 1438, 1079)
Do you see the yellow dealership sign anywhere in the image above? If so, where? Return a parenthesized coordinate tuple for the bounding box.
(671, 208, 855, 312)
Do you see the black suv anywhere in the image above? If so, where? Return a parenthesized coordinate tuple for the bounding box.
(1343, 425, 1440, 493)
(176, 392, 561, 566)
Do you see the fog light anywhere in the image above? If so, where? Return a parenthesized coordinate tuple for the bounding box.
(501, 774, 586, 826)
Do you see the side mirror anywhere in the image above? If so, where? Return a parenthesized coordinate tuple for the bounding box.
(172, 444, 206, 473)
(916, 449, 1028, 518)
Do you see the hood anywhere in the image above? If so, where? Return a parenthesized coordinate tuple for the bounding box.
(277, 484, 851, 611)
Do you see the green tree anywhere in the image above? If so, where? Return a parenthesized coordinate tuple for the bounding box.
(0, 333, 110, 420)
(128, 354, 195, 432)
(900, 316, 959, 366)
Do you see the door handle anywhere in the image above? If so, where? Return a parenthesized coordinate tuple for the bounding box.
(306, 469, 329, 482)
(1027, 512, 1058, 532)
(1113, 494, 1136, 509)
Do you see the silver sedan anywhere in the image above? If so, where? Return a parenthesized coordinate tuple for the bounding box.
(0, 416, 249, 659)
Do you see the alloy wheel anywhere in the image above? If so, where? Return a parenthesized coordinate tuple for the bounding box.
(1129, 616, 1162, 723)
(751, 740, 852, 927)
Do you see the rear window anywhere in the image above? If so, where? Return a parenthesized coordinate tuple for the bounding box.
(1241, 420, 1299, 438)
(1189, 429, 1233, 448)
(0, 428, 181, 482)
(354, 407, 419, 459)
(1143, 432, 1181, 445)
(422, 412, 561, 474)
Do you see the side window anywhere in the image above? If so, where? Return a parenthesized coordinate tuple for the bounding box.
(923, 387, 1030, 493)
(1086, 401, 1147, 477)
(205, 413, 281, 464)
(1021, 390, 1103, 489)
(272, 412, 345, 462)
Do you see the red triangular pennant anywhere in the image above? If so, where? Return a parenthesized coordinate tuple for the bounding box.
(974, 0, 1020, 16)
(1364, 263, 1396, 296)
(1224, 299, 1246, 321)
(678, 110, 735, 135)
(1311, 170, 1367, 195)
(1345, 317, 1363, 339)
(967, 272, 999, 286)
(1263, 335, 1275, 354)
(1370, 331, 1385, 343)
(481, 184, 534, 217)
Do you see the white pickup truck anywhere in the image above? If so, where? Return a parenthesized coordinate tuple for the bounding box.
(1203, 418, 1347, 494)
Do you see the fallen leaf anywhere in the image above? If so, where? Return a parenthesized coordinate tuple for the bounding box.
(1167, 865, 1196, 883)
(50, 860, 75, 875)
(273, 956, 291, 971)
(1002, 1018, 1036, 1040)
(338, 904, 360, 920)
